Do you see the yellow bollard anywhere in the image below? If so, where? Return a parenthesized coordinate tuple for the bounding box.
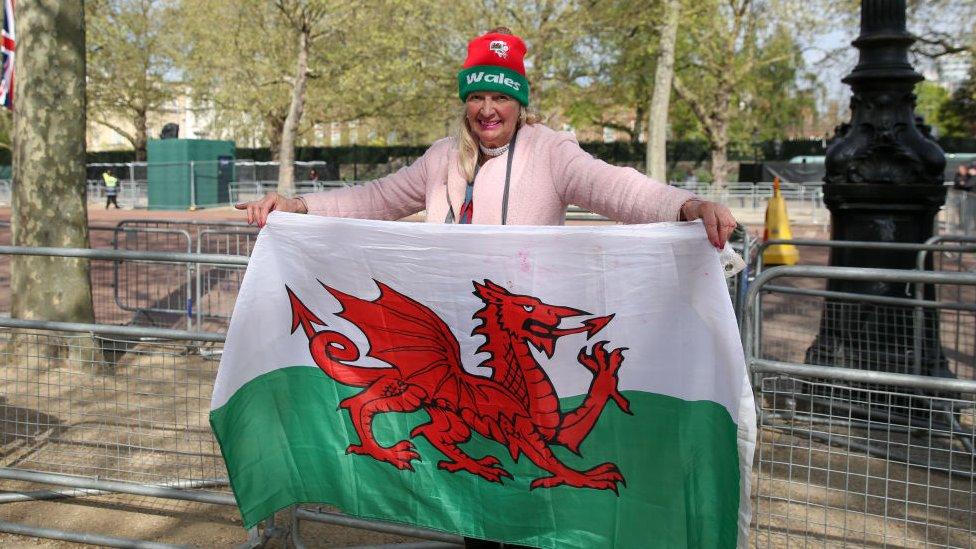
(762, 177, 799, 266)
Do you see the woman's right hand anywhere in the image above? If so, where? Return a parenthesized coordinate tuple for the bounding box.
(235, 192, 307, 227)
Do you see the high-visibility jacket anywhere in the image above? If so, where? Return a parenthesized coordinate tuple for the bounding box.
(103, 172, 119, 195)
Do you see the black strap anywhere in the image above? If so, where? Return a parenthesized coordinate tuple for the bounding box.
(500, 129, 517, 225)
(446, 128, 518, 225)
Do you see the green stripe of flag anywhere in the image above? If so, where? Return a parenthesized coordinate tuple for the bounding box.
(210, 366, 740, 548)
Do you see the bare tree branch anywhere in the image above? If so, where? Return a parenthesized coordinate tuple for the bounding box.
(92, 118, 138, 147)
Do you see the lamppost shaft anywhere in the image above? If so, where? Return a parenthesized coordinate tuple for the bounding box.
(806, 0, 948, 378)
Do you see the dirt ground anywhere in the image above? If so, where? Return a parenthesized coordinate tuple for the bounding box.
(4, 204, 972, 548)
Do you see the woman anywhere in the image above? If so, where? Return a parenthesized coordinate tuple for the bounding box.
(238, 27, 737, 549)
(238, 28, 736, 249)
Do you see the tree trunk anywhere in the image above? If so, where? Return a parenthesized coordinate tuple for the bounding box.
(266, 112, 285, 161)
(632, 103, 645, 145)
(277, 29, 310, 196)
(647, 0, 680, 181)
(134, 109, 148, 161)
(710, 140, 730, 187)
(11, 2, 96, 363)
(709, 92, 731, 186)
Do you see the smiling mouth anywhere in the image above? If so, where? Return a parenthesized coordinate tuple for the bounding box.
(479, 119, 502, 130)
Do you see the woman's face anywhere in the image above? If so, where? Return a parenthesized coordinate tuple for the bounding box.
(465, 92, 520, 148)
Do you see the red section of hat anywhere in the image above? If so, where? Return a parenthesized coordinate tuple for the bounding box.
(462, 32, 527, 76)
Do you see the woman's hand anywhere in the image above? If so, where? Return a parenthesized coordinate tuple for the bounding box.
(680, 199, 738, 249)
(235, 192, 307, 227)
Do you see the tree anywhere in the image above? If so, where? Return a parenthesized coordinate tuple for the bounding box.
(11, 3, 94, 328)
(672, 0, 814, 184)
(179, 0, 327, 177)
(823, 0, 975, 59)
(310, 3, 480, 145)
(905, 0, 975, 59)
(87, 0, 179, 160)
(914, 81, 950, 135)
(271, 0, 330, 196)
(938, 67, 976, 137)
(543, 0, 658, 143)
(180, 0, 472, 189)
(647, 0, 680, 181)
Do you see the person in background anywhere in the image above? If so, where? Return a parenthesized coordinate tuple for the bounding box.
(309, 167, 320, 182)
(953, 164, 971, 191)
(102, 170, 120, 209)
(952, 163, 976, 234)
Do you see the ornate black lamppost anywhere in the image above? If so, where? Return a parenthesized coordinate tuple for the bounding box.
(805, 0, 948, 376)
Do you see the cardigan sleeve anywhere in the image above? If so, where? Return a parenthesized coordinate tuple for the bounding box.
(549, 131, 697, 223)
(299, 141, 444, 220)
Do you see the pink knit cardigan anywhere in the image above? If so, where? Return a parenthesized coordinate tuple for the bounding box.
(301, 123, 697, 225)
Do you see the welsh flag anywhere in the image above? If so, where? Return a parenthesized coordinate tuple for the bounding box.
(210, 213, 756, 548)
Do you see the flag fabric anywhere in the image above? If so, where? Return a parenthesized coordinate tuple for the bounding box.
(0, 0, 13, 110)
(211, 212, 756, 548)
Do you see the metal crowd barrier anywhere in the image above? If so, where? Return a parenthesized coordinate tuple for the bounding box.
(103, 218, 750, 330)
(5, 245, 976, 546)
(748, 237, 976, 369)
(753, 237, 976, 276)
(104, 220, 258, 331)
(0, 245, 462, 548)
(944, 188, 976, 236)
(745, 265, 976, 547)
(675, 181, 827, 224)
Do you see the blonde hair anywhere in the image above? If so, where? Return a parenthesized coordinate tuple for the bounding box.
(457, 107, 540, 182)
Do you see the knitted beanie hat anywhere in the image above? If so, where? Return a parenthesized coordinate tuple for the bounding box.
(457, 31, 530, 106)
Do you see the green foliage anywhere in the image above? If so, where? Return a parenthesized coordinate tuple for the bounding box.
(938, 68, 976, 138)
(0, 109, 10, 150)
(915, 81, 950, 134)
(83, 0, 827, 161)
(178, 0, 480, 149)
(178, 0, 310, 150)
(542, 0, 661, 142)
(668, 0, 822, 182)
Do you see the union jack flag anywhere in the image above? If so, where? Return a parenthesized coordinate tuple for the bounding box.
(1, 0, 14, 110)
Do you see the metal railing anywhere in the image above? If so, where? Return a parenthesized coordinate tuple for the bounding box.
(0, 245, 462, 548)
(108, 220, 258, 330)
(8, 243, 976, 546)
(748, 237, 976, 373)
(944, 188, 976, 236)
(753, 238, 976, 276)
(674, 181, 827, 224)
(97, 218, 751, 329)
(745, 265, 976, 547)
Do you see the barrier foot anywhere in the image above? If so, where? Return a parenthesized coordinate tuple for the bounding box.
(234, 526, 263, 549)
(0, 519, 192, 549)
(291, 506, 307, 549)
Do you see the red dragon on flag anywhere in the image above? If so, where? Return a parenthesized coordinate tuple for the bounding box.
(286, 279, 631, 492)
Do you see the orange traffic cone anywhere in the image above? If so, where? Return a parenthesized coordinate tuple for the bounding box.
(762, 177, 799, 266)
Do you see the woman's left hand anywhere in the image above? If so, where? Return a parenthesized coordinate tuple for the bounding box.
(680, 199, 738, 249)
